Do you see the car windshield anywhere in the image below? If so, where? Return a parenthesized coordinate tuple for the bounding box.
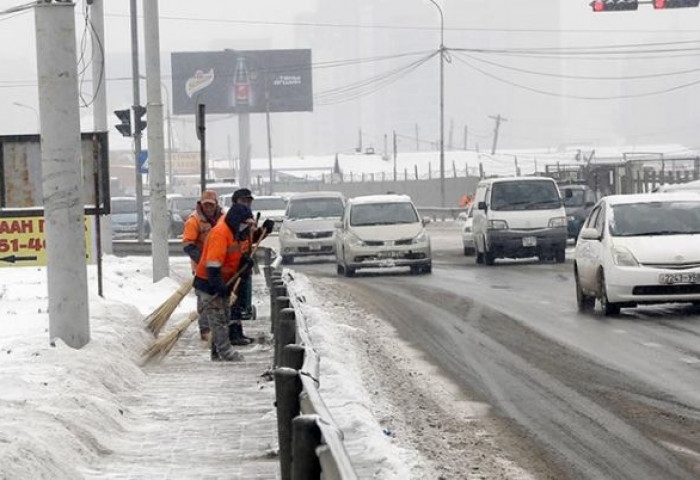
(253, 198, 287, 211)
(563, 189, 586, 207)
(350, 202, 419, 227)
(287, 198, 344, 219)
(610, 201, 700, 236)
(491, 181, 561, 211)
(112, 199, 137, 214)
(172, 197, 199, 211)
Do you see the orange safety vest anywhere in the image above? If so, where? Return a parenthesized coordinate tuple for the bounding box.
(183, 207, 220, 271)
(195, 221, 251, 285)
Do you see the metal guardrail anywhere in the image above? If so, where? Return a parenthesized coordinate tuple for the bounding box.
(265, 261, 358, 480)
(417, 206, 464, 221)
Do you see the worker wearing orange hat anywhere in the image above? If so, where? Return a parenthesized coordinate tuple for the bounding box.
(183, 190, 224, 341)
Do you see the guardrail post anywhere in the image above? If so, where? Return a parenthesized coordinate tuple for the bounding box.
(291, 415, 322, 480)
(274, 367, 302, 480)
(275, 308, 297, 367)
(273, 296, 290, 335)
(282, 344, 305, 370)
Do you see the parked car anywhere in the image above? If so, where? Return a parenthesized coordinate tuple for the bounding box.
(111, 197, 139, 239)
(167, 195, 200, 237)
(278, 192, 345, 264)
(657, 179, 700, 193)
(574, 192, 700, 315)
(560, 185, 598, 239)
(472, 177, 569, 265)
(461, 205, 475, 256)
(335, 195, 431, 276)
(252, 196, 288, 232)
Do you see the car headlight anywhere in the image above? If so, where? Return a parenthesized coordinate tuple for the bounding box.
(612, 246, 639, 267)
(347, 232, 365, 247)
(488, 220, 509, 230)
(412, 231, 429, 245)
(549, 217, 568, 228)
(173, 213, 183, 222)
(280, 227, 295, 239)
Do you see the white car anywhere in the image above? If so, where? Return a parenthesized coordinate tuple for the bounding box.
(574, 192, 700, 315)
(461, 205, 475, 256)
(335, 195, 432, 277)
(252, 196, 287, 232)
(278, 192, 345, 264)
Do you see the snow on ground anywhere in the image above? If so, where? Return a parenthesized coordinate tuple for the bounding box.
(0, 257, 195, 479)
(287, 271, 536, 480)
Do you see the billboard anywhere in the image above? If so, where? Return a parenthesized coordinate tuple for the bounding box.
(0, 133, 110, 216)
(171, 49, 313, 115)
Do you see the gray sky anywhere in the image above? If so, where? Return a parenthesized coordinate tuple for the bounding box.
(1, 0, 700, 158)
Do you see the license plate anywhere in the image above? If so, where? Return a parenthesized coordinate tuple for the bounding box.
(523, 236, 537, 247)
(309, 242, 322, 251)
(378, 251, 397, 259)
(659, 273, 699, 285)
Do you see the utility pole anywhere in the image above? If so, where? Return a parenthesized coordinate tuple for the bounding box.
(239, 113, 251, 187)
(130, 0, 145, 242)
(144, 0, 169, 281)
(265, 78, 274, 195)
(415, 123, 420, 151)
(357, 128, 363, 153)
(463, 125, 468, 151)
(449, 118, 454, 150)
(427, 0, 446, 207)
(35, 0, 90, 348)
(197, 104, 206, 194)
(90, 0, 112, 257)
(489, 114, 507, 155)
(393, 130, 398, 182)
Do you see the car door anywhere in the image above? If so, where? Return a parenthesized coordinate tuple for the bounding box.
(577, 203, 606, 291)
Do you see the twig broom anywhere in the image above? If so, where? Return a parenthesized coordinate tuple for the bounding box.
(145, 280, 193, 336)
(141, 230, 269, 363)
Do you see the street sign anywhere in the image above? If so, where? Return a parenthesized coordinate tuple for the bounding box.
(0, 216, 95, 268)
(138, 150, 149, 174)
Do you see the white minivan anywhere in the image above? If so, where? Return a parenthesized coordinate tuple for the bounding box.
(473, 177, 568, 265)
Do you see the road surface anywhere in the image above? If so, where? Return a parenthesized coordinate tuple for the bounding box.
(278, 224, 700, 479)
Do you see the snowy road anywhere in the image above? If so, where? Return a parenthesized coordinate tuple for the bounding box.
(277, 224, 700, 480)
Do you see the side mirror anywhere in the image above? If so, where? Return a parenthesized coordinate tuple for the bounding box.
(422, 217, 432, 226)
(580, 227, 601, 241)
(477, 201, 487, 211)
(334, 221, 343, 230)
(585, 201, 595, 208)
(565, 189, 573, 199)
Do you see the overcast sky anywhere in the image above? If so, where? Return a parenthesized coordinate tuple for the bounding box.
(1, 0, 700, 159)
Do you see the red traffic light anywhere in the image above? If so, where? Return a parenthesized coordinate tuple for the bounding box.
(655, 0, 666, 6)
(654, 0, 700, 7)
(593, 0, 605, 10)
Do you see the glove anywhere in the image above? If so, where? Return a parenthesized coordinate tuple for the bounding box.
(183, 244, 201, 264)
(262, 219, 275, 233)
(240, 254, 255, 273)
(206, 266, 229, 298)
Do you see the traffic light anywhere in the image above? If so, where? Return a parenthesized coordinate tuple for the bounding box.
(590, 0, 638, 11)
(654, 0, 700, 8)
(114, 109, 131, 137)
(134, 105, 147, 136)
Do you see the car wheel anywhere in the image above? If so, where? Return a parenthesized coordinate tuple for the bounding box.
(282, 255, 294, 265)
(599, 271, 620, 316)
(464, 246, 475, 256)
(555, 248, 566, 264)
(484, 251, 495, 266)
(476, 251, 484, 264)
(344, 266, 356, 278)
(575, 269, 595, 312)
(336, 264, 345, 275)
(423, 263, 433, 274)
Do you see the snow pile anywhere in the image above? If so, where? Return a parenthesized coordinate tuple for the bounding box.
(287, 272, 426, 480)
(0, 258, 194, 479)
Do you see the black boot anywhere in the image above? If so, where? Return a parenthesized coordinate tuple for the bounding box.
(229, 322, 254, 346)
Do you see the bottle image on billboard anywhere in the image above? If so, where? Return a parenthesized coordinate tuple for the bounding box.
(232, 57, 254, 109)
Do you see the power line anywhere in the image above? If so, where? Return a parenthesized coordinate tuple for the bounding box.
(451, 54, 700, 101)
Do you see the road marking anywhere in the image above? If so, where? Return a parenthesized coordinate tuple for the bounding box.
(613, 329, 627, 334)
(680, 356, 700, 365)
(641, 341, 663, 349)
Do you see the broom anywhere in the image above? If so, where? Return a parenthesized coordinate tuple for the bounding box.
(145, 280, 193, 336)
(141, 228, 270, 363)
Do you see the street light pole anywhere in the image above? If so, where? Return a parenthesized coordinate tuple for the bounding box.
(427, 0, 446, 207)
(13, 102, 40, 133)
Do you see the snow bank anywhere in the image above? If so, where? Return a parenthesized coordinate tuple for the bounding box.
(287, 272, 425, 480)
(0, 257, 194, 479)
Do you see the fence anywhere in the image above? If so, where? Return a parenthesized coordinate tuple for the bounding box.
(262, 254, 358, 480)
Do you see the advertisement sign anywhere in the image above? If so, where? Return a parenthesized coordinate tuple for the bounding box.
(0, 216, 95, 268)
(171, 49, 313, 115)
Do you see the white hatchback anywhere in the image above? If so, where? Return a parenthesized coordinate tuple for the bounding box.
(574, 193, 700, 315)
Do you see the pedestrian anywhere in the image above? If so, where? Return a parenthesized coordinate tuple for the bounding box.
(182, 190, 223, 341)
(227, 188, 274, 345)
(193, 206, 255, 362)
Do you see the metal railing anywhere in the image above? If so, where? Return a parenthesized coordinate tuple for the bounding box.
(417, 206, 464, 221)
(263, 255, 358, 480)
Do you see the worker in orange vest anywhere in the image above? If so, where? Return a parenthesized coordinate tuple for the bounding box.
(182, 190, 223, 341)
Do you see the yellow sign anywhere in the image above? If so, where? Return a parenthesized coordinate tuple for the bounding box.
(0, 216, 94, 268)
